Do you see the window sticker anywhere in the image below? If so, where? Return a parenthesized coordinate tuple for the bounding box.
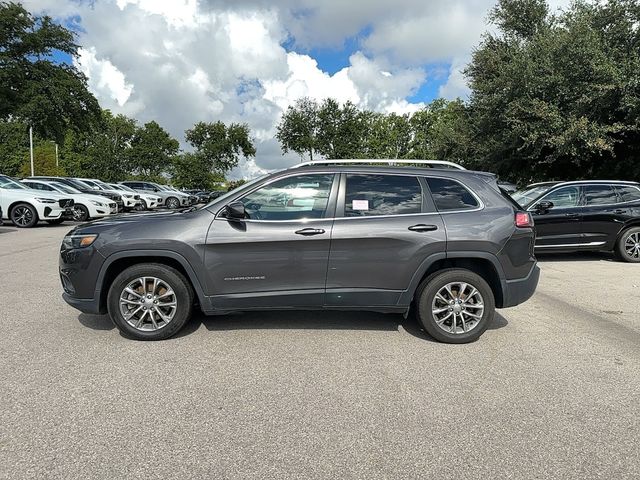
(352, 199, 369, 210)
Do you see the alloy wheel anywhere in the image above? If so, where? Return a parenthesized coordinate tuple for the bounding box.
(12, 206, 34, 227)
(431, 282, 485, 334)
(624, 232, 640, 260)
(119, 276, 178, 331)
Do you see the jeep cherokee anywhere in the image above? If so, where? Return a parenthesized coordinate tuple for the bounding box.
(59, 160, 540, 343)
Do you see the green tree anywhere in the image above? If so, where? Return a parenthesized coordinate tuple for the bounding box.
(171, 152, 224, 190)
(409, 99, 473, 164)
(61, 110, 137, 181)
(275, 97, 319, 161)
(365, 112, 412, 159)
(185, 121, 256, 174)
(316, 99, 368, 159)
(466, 0, 640, 182)
(0, 2, 101, 141)
(128, 121, 179, 179)
(0, 119, 28, 175)
(19, 141, 65, 177)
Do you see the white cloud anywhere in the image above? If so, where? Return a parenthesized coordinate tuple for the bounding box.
(22, 0, 576, 176)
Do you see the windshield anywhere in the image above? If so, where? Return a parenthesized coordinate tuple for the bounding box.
(93, 180, 114, 190)
(114, 184, 135, 192)
(67, 179, 92, 190)
(0, 176, 29, 190)
(512, 185, 555, 206)
(51, 183, 81, 194)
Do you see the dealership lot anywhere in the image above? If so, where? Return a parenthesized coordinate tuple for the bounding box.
(1, 224, 639, 479)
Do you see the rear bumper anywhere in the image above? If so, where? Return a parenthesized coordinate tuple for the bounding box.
(501, 264, 540, 308)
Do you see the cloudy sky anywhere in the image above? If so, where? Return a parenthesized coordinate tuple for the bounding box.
(25, 0, 569, 178)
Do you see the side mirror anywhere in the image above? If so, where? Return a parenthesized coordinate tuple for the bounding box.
(536, 200, 554, 212)
(224, 201, 246, 219)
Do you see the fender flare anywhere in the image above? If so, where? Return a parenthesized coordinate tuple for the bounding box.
(95, 249, 208, 309)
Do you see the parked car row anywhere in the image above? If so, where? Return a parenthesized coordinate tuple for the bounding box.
(0, 174, 225, 228)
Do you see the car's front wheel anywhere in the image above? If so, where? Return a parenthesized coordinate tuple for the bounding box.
(616, 227, 640, 263)
(72, 204, 90, 222)
(166, 197, 180, 209)
(10, 203, 38, 228)
(416, 269, 495, 344)
(107, 263, 194, 340)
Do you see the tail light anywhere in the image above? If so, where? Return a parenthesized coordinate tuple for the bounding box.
(515, 211, 533, 228)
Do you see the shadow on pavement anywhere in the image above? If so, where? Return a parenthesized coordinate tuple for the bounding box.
(536, 251, 616, 262)
(78, 313, 115, 331)
(175, 308, 509, 342)
(77, 307, 509, 341)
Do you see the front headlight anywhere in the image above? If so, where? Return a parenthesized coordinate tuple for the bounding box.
(36, 197, 57, 204)
(90, 200, 105, 207)
(62, 234, 98, 249)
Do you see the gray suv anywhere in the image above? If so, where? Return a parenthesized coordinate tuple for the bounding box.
(60, 161, 539, 343)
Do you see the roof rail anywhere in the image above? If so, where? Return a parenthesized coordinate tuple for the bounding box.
(291, 159, 466, 170)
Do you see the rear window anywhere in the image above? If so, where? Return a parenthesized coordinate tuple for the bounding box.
(615, 185, 640, 203)
(426, 178, 479, 211)
(344, 174, 422, 217)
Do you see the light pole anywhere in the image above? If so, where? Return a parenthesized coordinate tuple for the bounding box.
(55, 143, 59, 168)
(29, 126, 34, 176)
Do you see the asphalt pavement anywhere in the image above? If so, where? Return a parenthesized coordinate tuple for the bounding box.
(1, 223, 639, 479)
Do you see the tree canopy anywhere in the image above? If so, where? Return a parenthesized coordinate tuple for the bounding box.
(0, 1, 101, 141)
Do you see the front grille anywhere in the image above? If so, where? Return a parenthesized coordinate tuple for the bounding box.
(59, 199, 74, 208)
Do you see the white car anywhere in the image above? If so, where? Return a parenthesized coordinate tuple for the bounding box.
(107, 183, 161, 210)
(0, 175, 74, 227)
(75, 178, 142, 210)
(21, 179, 117, 222)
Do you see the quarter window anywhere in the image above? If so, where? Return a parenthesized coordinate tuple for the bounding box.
(426, 178, 479, 211)
(615, 186, 640, 203)
(240, 174, 334, 220)
(538, 186, 580, 208)
(583, 185, 617, 206)
(344, 174, 422, 217)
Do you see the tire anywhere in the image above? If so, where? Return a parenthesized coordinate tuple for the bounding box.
(72, 204, 90, 222)
(10, 203, 38, 228)
(46, 218, 65, 225)
(166, 197, 180, 209)
(616, 226, 640, 263)
(140, 200, 148, 211)
(107, 263, 194, 341)
(416, 268, 495, 344)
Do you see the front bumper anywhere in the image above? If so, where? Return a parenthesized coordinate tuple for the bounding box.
(62, 292, 105, 314)
(501, 264, 540, 308)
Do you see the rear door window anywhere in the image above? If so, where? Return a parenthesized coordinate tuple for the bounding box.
(614, 185, 640, 203)
(426, 178, 479, 211)
(583, 185, 618, 206)
(344, 174, 422, 217)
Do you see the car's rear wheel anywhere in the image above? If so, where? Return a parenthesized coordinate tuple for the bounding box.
(616, 227, 640, 263)
(10, 203, 38, 228)
(166, 197, 179, 209)
(107, 263, 193, 340)
(416, 269, 495, 344)
(72, 204, 90, 222)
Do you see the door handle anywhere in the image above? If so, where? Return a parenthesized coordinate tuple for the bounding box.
(614, 209, 627, 214)
(564, 213, 580, 219)
(408, 224, 438, 232)
(295, 228, 325, 236)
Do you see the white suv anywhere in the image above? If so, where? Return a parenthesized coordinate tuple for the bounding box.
(21, 179, 117, 221)
(0, 175, 74, 227)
